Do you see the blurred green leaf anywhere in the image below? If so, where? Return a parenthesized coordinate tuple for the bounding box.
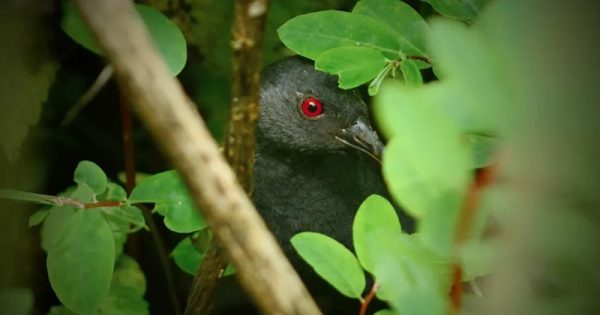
(376, 83, 470, 218)
(47, 210, 114, 315)
(420, 0, 491, 22)
(129, 170, 205, 233)
(95, 255, 148, 315)
(74, 161, 108, 195)
(291, 232, 365, 299)
(315, 47, 387, 89)
(98, 183, 127, 202)
(468, 133, 499, 168)
(400, 60, 423, 86)
(171, 236, 204, 276)
(0, 4, 57, 161)
(278, 10, 403, 60)
(62, 2, 187, 75)
(0, 288, 33, 315)
(417, 192, 462, 256)
(353, 0, 429, 57)
(459, 240, 496, 280)
(112, 255, 146, 296)
(353, 194, 402, 272)
(28, 209, 49, 227)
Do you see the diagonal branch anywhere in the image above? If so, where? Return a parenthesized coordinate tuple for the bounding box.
(72, 0, 321, 314)
(184, 1, 269, 314)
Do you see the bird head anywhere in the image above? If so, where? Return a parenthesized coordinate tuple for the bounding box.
(259, 57, 383, 162)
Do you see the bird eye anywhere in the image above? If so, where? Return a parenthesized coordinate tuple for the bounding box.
(300, 97, 323, 118)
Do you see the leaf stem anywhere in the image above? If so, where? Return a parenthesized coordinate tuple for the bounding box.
(0, 189, 125, 209)
(407, 55, 432, 65)
(359, 282, 379, 315)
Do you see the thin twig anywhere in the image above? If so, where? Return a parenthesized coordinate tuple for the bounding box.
(359, 282, 379, 315)
(119, 94, 182, 315)
(406, 55, 433, 65)
(73, 0, 321, 314)
(61, 65, 113, 127)
(184, 0, 270, 314)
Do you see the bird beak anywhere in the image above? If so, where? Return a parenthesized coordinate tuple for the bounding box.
(335, 119, 384, 163)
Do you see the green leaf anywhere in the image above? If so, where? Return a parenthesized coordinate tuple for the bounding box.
(291, 232, 365, 299)
(376, 83, 470, 218)
(96, 285, 148, 315)
(278, 10, 404, 60)
(73, 161, 108, 195)
(130, 170, 205, 233)
(353, 0, 429, 57)
(47, 210, 115, 315)
(458, 240, 496, 280)
(40, 206, 77, 251)
(112, 255, 147, 296)
(368, 63, 393, 96)
(171, 237, 204, 276)
(98, 183, 127, 202)
(101, 206, 146, 230)
(0, 288, 33, 315)
(0, 6, 57, 161)
(468, 133, 498, 168)
(61, 2, 187, 75)
(417, 191, 462, 256)
(28, 209, 49, 227)
(363, 230, 449, 311)
(48, 306, 78, 315)
(374, 310, 397, 315)
(420, 0, 491, 22)
(353, 194, 402, 272)
(400, 59, 423, 86)
(315, 47, 387, 89)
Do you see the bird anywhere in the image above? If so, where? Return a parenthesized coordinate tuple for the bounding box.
(212, 56, 412, 314)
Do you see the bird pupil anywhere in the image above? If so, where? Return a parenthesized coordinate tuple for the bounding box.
(308, 102, 317, 112)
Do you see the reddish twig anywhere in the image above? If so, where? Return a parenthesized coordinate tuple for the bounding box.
(449, 164, 498, 310)
(359, 282, 379, 315)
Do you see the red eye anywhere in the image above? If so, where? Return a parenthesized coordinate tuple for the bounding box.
(300, 97, 323, 118)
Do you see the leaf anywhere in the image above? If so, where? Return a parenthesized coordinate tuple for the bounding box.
(28, 209, 49, 227)
(96, 254, 148, 315)
(278, 10, 404, 60)
(98, 183, 127, 202)
(61, 2, 187, 75)
(375, 83, 470, 218)
(468, 133, 499, 168)
(96, 285, 148, 315)
(315, 47, 387, 89)
(400, 59, 423, 86)
(0, 287, 34, 315)
(353, 0, 429, 57)
(363, 230, 449, 311)
(101, 206, 146, 230)
(47, 210, 115, 315)
(0, 5, 58, 161)
(291, 232, 365, 299)
(73, 161, 108, 195)
(353, 194, 402, 272)
(129, 170, 205, 233)
(420, 0, 491, 22)
(171, 237, 204, 276)
(48, 305, 78, 315)
(458, 240, 496, 280)
(40, 206, 77, 251)
(417, 191, 462, 256)
(374, 310, 397, 315)
(111, 255, 147, 296)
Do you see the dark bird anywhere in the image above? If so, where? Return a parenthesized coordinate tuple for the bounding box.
(213, 56, 411, 314)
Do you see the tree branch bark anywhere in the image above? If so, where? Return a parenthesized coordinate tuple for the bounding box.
(72, 1, 321, 314)
(184, 1, 269, 314)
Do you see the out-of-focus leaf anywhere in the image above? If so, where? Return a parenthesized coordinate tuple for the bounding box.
(61, 2, 187, 75)
(420, 0, 491, 22)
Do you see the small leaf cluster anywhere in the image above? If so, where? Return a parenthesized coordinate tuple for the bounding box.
(279, 0, 430, 94)
(32, 161, 146, 315)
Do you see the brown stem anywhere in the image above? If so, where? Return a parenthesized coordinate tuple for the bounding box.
(84, 200, 123, 209)
(359, 282, 379, 315)
(184, 0, 270, 314)
(119, 94, 182, 315)
(406, 55, 433, 64)
(450, 164, 498, 310)
(73, 1, 320, 314)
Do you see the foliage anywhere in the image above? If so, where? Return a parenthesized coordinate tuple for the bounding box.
(278, 0, 430, 95)
(62, 1, 187, 76)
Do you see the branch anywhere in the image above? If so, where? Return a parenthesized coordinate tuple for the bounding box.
(72, 1, 321, 314)
(185, 1, 269, 313)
